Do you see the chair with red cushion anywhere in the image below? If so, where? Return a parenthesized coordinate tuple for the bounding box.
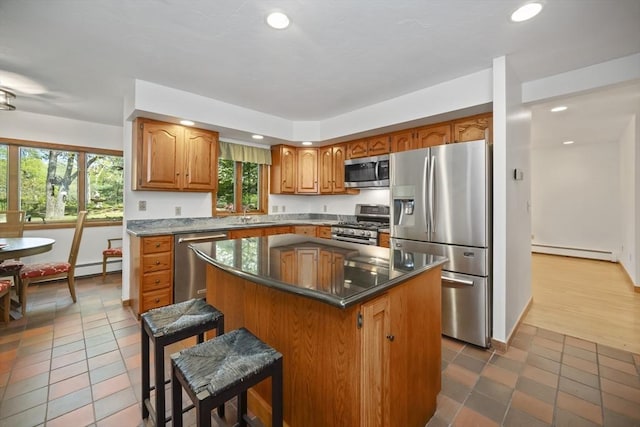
(19, 211, 87, 316)
(0, 279, 11, 324)
(102, 238, 122, 279)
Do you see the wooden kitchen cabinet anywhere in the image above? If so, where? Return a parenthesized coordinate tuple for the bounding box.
(129, 234, 174, 317)
(347, 136, 390, 159)
(296, 148, 319, 194)
(391, 130, 415, 152)
(294, 225, 317, 237)
(133, 118, 218, 191)
(319, 144, 347, 194)
(317, 226, 332, 239)
(416, 123, 452, 147)
(378, 232, 390, 248)
(263, 225, 293, 236)
(361, 294, 391, 427)
(270, 145, 297, 194)
(452, 113, 492, 143)
(228, 228, 264, 239)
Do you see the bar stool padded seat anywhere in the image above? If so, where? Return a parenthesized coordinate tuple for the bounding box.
(141, 298, 224, 427)
(171, 327, 283, 427)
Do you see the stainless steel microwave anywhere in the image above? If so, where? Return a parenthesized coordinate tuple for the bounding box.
(344, 154, 390, 188)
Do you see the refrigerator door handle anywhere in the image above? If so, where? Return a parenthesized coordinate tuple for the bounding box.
(423, 155, 429, 232)
(429, 155, 436, 233)
(442, 276, 475, 287)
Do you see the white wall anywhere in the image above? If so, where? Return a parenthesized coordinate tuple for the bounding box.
(492, 56, 532, 344)
(619, 115, 638, 284)
(531, 140, 621, 260)
(0, 111, 124, 277)
(270, 189, 390, 215)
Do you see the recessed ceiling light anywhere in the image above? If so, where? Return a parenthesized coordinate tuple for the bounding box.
(266, 12, 290, 29)
(563, 140, 575, 145)
(180, 120, 194, 126)
(550, 106, 568, 112)
(252, 134, 264, 140)
(301, 141, 313, 146)
(511, 2, 543, 22)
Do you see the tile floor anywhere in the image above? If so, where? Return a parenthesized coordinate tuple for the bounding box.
(0, 275, 639, 427)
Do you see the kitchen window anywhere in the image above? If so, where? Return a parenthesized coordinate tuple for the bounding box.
(216, 141, 270, 216)
(0, 139, 123, 227)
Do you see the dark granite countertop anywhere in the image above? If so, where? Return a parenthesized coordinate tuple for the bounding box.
(190, 234, 446, 308)
(126, 214, 347, 237)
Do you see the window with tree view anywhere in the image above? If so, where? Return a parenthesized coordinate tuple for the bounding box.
(216, 159, 265, 215)
(0, 140, 123, 224)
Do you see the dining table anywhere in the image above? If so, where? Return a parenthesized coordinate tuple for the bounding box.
(0, 237, 56, 319)
(0, 237, 56, 261)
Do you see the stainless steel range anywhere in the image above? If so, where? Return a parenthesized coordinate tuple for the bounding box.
(331, 204, 390, 246)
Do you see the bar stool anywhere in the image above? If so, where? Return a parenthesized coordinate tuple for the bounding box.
(171, 327, 283, 427)
(141, 298, 224, 427)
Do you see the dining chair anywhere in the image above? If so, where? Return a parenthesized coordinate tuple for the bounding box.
(19, 211, 87, 315)
(102, 237, 122, 279)
(0, 210, 27, 294)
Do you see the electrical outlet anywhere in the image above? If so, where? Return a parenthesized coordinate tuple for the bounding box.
(323, 205, 327, 212)
(282, 205, 286, 213)
(138, 200, 147, 211)
(272, 205, 278, 213)
(175, 206, 181, 216)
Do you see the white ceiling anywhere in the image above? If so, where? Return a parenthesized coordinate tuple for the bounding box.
(0, 0, 639, 145)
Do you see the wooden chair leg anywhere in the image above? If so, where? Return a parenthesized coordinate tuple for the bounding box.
(67, 274, 77, 303)
(20, 278, 28, 316)
(102, 255, 107, 280)
(2, 292, 9, 324)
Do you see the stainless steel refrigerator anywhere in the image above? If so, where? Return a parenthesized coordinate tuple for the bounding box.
(390, 139, 491, 347)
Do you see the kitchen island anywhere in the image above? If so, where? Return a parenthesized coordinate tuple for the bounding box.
(191, 234, 446, 427)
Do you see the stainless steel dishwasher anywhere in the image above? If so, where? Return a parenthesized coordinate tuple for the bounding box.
(174, 231, 228, 303)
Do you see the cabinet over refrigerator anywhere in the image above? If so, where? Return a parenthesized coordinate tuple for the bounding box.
(390, 139, 492, 347)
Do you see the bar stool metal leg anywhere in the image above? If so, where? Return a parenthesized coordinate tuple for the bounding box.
(141, 324, 150, 420)
(154, 338, 166, 427)
(272, 358, 284, 427)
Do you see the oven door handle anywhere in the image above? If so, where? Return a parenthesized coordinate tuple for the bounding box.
(332, 235, 376, 245)
(178, 234, 227, 244)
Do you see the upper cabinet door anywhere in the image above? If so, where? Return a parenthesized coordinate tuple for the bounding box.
(452, 114, 492, 143)
(183, 128, 218, 191)
(391, 131, 414, 153)
(138, 121, 182, 190)
(367, 136, 390, 156)
(296, 148, 318, 194)
(281, 146, 297, 193)
(347, 139, 368, 159)
(416, 124, 451, 148)
(331, 144, 347, 193)
(319, 146, 334, 194)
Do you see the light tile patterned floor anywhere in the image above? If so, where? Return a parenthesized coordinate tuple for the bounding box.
(1, 275, 639, 426)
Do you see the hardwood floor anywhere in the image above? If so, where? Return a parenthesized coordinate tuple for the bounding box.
(525, 253, 640, 355)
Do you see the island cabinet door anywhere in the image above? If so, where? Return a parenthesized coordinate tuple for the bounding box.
(360, 294, 391, 427)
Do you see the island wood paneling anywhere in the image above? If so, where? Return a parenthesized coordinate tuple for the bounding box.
(205, 263, 442, 427)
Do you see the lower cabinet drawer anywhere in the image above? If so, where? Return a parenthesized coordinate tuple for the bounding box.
(141, 288, 172, 312)
(142, 252, 172, 273)
(142, 270, 172, 292)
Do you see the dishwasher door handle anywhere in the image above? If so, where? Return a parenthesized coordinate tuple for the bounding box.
(177, 234, 227, 244)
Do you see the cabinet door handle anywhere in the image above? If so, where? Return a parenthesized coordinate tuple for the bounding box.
(155, 243, 161, 248)
(386, 335, 395, 342)
(155, 298, 160, 303)
(155, 279, 160, 284)
(155, 260, 160, 265)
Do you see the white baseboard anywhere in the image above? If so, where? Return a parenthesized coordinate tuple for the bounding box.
(531, 243, 616, 262)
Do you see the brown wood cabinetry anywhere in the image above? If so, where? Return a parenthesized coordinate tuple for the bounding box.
(296, 148, 319, 194)
(228, 228, 264, 239)
(416, 123, 451, 147)
(378, 232, 390, 248)
(263, 225, 292, 236)
(294, 225, 317, 237)
(133, 118, 218, 191)
(206, 262, 442, 427)
(317, 226, 332, 239)
(347, 136, 390, 159)
(129, 234, 174, 316)
(452, 113, 492, 143)
(319, 144, 347, 194)
(270, 145, 296, 194)
(391, 130, 415, 153)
